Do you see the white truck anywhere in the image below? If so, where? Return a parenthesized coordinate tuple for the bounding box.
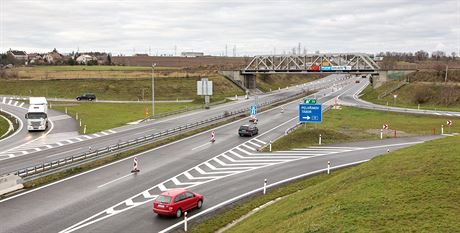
(25, 97, 49, 131)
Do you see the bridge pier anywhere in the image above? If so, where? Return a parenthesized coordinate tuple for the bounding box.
(243, 74, 256, 89)
(219, 71, 256, 91)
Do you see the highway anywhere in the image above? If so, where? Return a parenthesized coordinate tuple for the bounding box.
(0, 74, 351, 174)
(0, 77, 444, 233)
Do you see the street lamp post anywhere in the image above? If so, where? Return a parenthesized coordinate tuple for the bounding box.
(152, 63, 157, 118)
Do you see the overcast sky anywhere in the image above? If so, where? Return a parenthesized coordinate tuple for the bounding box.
(1, 0, 459, 56)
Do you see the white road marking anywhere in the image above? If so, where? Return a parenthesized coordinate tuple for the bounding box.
(242, 144, 256, 151)
(97, 173, 133, 189)
(108, 130, 116, 133)
(247, 141, 262, 147)
(191, 142, 211, 151)
(253, 138, 266, 144)
(101, 132, 109, 136)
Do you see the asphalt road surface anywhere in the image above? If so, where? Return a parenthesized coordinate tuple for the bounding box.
(0, 77, 444, 233)
(0, 74, 351, 174)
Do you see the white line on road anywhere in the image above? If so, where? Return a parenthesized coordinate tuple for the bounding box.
(97, 173, 133, 189)
(191, 142, 211, 150)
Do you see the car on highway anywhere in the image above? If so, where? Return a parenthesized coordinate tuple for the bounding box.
(153, 189, 203, 218)
(76, 93, 96, 101)
(239, 124, 258, 137)
(355, 80, 360, 83)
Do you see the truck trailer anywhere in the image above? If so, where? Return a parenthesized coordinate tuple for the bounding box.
(25, 97, 49, 131)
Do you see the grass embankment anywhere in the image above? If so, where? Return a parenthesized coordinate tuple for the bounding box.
(0, 76, 244, 101)
(256, 73, 327, 92)
(269, 106, 458, 151)
(362, 81, 460, 112)
(51, 102, 201, 134)
(218, 135, 460, 233)
(0, 114, 9, 138)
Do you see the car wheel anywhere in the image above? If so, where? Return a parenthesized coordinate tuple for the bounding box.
(197, 200, 203, 209)
(76, 98, 80, 101)
(239, 133, 243, 137)
(176, 208, 182, 218)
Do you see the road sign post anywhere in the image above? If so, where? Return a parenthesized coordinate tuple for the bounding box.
(263, 178, 267, 195)
(250, 105, 257, 117)
(299, 104, 322, 123)
(327, 161, 331, 174)
(447, 120, 453, 134)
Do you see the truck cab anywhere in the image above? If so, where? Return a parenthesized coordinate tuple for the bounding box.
(26, 97, 49, 131)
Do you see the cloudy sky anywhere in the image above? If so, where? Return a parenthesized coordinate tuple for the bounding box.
(1, 0, 459, 56)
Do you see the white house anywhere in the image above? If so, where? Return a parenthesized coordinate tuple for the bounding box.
(76, 54, 97, 64)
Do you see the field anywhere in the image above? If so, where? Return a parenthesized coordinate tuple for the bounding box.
(51, 102, 201, 134)
(0, 75, 244, 101)
(362, 81, 460, 112)
(269, 106, 458, 151)
(223, 135, 460, 233)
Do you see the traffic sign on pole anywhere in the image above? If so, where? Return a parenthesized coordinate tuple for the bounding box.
(250, 105, 257, 116)
(447, 120, 453, 126)
(299, 104, 322, 123)
(383, 123, 389, 129)
(303, 98, 317, 104)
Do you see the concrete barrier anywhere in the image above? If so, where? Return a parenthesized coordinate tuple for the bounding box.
(0, 174, 23, 196)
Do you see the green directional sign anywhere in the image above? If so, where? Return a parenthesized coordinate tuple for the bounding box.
(303, 98, 317, 104)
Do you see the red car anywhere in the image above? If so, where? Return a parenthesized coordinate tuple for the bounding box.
(153, 189, 204, 218)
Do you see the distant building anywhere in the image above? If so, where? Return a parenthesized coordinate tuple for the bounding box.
(7, 49, 28, 60)
(43, 48, 63, 64)
(134, 53, 149, 56)
(181, 52, 204, 57)
(27, 53, 44, 64)
(76, 54, 97, 64)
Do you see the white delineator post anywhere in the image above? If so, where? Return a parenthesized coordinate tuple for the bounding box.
(79, 119, 82, 127)
(319, 134, 322, 145)
(184, 211, 188, 232)
(65, 107, 67, 114)
(327, 161, 331, 174)
(83, 125, 87, 134)
(441, 125, 444, 135)
(263, 178, 267, 194)
(380, 129, 383, 140)
(269, 140, 272, 152)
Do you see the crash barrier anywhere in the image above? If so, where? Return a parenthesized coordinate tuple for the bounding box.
(6, 81, 345, 179)
(0, 174, 23, 196)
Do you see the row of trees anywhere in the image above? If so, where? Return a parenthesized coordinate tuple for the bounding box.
(376, 50, 457, 62)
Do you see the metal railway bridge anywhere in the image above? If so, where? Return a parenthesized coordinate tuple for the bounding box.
(222, 53, 381, 90)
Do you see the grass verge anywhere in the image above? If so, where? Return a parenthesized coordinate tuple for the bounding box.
(220, 135, 460, 233)
(0, 75, 244, 101)
(361, 82, 460, 112)
(269, 106, 459, 151)
(51, 102, 202, 134)
(256, 73, 327, 92)
(0, 114, 9, 138)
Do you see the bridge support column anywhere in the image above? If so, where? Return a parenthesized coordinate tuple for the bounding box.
(243, 74, 256, 89)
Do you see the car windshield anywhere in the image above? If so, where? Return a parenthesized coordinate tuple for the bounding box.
(27, 113, 47, 119)
(240, 126, 249, 130)
(156, 195, 171, 204)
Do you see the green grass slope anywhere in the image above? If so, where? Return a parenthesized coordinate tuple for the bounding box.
(227, 135, 460, 233)
(256, 74, 327, 92)
(0, 114, 9, 138)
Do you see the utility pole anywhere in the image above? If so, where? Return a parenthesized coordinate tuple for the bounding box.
(445, 64, 448, 82)
(152, 63, 157, 118)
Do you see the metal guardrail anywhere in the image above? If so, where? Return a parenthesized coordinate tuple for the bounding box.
(7, 90, 311, 179)
(141, 99, 228, 122)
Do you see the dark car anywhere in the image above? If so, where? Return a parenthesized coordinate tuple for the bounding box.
(153, 189, 203, 218)
(76, 93, 96, 101)
(239, 124, 258, 137)
(355, 80, 360, 83)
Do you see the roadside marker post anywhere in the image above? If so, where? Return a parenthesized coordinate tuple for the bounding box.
(184, 212, 188, 232)
(319, 134, 322, 145)
(380, 129, 383, 139)
(65, 107, 67, 114)
(76, 112, 79, 120)
(79, 120, 82, 127)
(441, 125, 444, 135)
(269, 140, 272, 152)
(263, 178, 267, 195)
(210, 131, 216, 143)
(131, 157, 140, 173)
(394, 130, 397, 138)
(83, 125, 87, 134)
(327, 161, 331, 174)
(447, 120, 453, 133)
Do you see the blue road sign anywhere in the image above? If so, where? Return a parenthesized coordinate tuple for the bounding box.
(299, 104, 322, 123)
(250, 105, 257, 116)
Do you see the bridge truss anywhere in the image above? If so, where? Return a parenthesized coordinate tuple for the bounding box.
(242, 53, 380, 74)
